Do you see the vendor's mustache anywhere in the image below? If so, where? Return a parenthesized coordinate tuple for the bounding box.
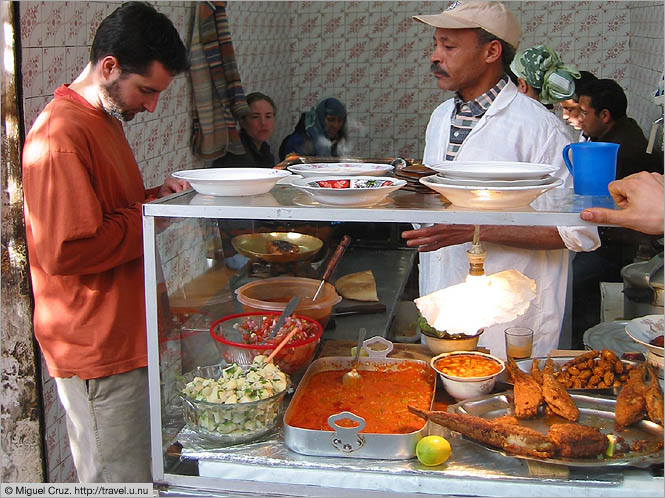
(431, 63, 449, 77)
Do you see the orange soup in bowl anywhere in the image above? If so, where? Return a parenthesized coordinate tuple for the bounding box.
(435, 353, 502, 379)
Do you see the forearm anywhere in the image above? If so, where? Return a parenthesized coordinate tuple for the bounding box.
(478, 225, 566, 250)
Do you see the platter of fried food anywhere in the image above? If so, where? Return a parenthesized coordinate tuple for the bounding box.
(412, 390, 663, 467)
(499, 349, 638, 394)
(231, 232, 323, 263)
(409, 354, 664, 467)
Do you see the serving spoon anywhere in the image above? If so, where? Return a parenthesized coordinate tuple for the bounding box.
(343, 327, 367, 386)
(266, 326, 300, 364)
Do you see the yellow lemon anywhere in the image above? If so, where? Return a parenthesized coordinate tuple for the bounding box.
(416, 435, 451, 466)
(350, 346, 369, 357)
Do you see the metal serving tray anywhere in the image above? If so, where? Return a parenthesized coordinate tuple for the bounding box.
(450, 392, 664, 467)
(283, 337, 435, 459)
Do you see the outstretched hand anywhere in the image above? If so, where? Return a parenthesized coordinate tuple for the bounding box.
(401, 224, 475, 252)
(157, 177, 190, 198)
(580, 172, 664, 235)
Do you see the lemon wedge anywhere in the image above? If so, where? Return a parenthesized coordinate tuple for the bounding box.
(606, 434, 617, 457)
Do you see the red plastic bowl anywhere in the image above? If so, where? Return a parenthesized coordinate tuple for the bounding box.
(209, 312, 323, 375)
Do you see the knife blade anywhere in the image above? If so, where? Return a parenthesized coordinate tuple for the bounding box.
(332, 302, 387, 316)
(263, 295, 300, 343)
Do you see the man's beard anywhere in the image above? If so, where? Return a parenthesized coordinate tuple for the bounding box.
(99, 80, 137, 122)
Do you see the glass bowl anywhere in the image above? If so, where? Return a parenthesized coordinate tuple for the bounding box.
(209, 312, 323, 375)
(178, 363, 289, 444)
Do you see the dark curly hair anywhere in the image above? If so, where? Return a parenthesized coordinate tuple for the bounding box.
(90, 2, 188, 76)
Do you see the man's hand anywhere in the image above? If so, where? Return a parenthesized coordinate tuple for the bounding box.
(157, 177, 190, 198)
(580, 172, 664, 235)
(402, 224, 475, 252)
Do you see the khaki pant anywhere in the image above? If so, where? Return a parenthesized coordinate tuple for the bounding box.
(55, 367, 151, 483)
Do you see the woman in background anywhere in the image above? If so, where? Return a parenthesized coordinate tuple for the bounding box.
(509, 45, 579, 107)
(214, 92, 276, 168)
(279, 97, 349, 160)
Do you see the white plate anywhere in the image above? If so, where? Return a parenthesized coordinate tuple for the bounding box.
(625, 315, 665, 355)
(287, 163, 394, 177)
(172, 168, 291, 196)
(419, 175, 563, 209)
(433, 174, 560, 188)
(427, 161, 560, 180)
(288, 176, 406, 207)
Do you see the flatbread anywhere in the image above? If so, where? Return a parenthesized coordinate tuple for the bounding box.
(335, 270, 379, 302)
(414, 270, 536, 335)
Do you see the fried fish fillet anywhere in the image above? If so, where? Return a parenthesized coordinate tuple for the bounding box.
(408, 406, 556, 458)
(542, 372, 579, 422)
(615, 364, 648, 430)
(645, 365, 664, 426)
(506, 357, 543, 419)
(547, 423, 608, 458)
(530, 358, 543, 385)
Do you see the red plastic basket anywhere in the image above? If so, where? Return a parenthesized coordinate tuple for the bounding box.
(209, 312, 323, 375)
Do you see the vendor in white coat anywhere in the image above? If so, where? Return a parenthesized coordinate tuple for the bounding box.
(403, 1, 600, 358)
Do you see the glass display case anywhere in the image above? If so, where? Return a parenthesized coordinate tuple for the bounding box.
(143, 185, 662, 496)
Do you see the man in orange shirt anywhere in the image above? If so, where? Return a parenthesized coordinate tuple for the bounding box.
(22, 2, 188, 483)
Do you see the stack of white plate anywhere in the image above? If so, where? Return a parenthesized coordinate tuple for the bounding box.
(419, 161, 563, 209)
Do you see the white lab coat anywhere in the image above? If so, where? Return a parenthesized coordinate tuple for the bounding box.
(420, 81, 600, 358)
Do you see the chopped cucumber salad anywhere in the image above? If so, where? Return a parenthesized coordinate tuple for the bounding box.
(181, 356, 288, 438)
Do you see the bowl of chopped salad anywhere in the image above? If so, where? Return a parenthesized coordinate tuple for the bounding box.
(179, 356, 289, 444)
(209, 312, 323, 375)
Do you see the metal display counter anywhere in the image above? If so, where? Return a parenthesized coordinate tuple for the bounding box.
(143, 185, 662, 497)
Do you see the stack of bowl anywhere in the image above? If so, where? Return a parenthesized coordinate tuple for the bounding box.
(419, 161, 563, 209)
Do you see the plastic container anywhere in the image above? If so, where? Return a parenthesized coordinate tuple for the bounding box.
(209, 312, 323, 375)
(234, 277, 342, 327)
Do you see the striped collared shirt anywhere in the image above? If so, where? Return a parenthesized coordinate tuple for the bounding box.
(445, 75, 509, 161)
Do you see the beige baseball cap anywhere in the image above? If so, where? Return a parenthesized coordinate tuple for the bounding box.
(413, 1, 522, 50)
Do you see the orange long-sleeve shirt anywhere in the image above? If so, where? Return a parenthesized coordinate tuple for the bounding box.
(23, 85, 159, 379)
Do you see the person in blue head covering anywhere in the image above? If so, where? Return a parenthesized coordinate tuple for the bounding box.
(279, 97, 349, 160)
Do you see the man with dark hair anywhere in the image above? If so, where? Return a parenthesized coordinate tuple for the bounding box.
(22, 2, 188, 483)
(560, 70, 598, 131)
(577, 78, 663, 178)
(402, 1, 599, 357)
(572, 78, 662, 348)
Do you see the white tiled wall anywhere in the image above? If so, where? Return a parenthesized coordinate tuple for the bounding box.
(19, 0, 663, 484)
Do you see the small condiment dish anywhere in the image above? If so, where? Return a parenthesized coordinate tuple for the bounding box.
(430, 351, 505, 401)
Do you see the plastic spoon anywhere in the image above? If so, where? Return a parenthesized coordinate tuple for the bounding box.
(343, 327, 367, 386)
(266, 326, 300, 364)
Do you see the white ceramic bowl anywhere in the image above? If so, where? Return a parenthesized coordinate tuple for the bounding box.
(421, 329, 484, 355)
(287, 162, 394, 178)
(289, 176, 406, 206)
(419, 175, 563, 209)
(430, 351, 505, 401)
(427, 160, 560, 180)
(172, 168, 291, 196)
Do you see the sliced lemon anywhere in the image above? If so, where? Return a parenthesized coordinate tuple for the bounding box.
(606, 434, 617, 457)
(416, 435, 451, 466)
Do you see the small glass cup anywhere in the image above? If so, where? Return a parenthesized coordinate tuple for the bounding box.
(504, 327, 534, 359)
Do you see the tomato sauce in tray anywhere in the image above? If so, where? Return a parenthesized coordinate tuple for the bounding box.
(286, 363, 435, 434)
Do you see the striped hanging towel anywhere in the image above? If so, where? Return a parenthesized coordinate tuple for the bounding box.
(189, 1, 248, 160)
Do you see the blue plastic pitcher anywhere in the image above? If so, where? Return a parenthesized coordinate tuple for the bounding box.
(562, 142, 619, 195)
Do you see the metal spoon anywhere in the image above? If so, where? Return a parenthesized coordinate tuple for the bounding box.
(312, 235, 351, 302)
(261, 295, 300, 344)
(343, 327, 367, 386)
